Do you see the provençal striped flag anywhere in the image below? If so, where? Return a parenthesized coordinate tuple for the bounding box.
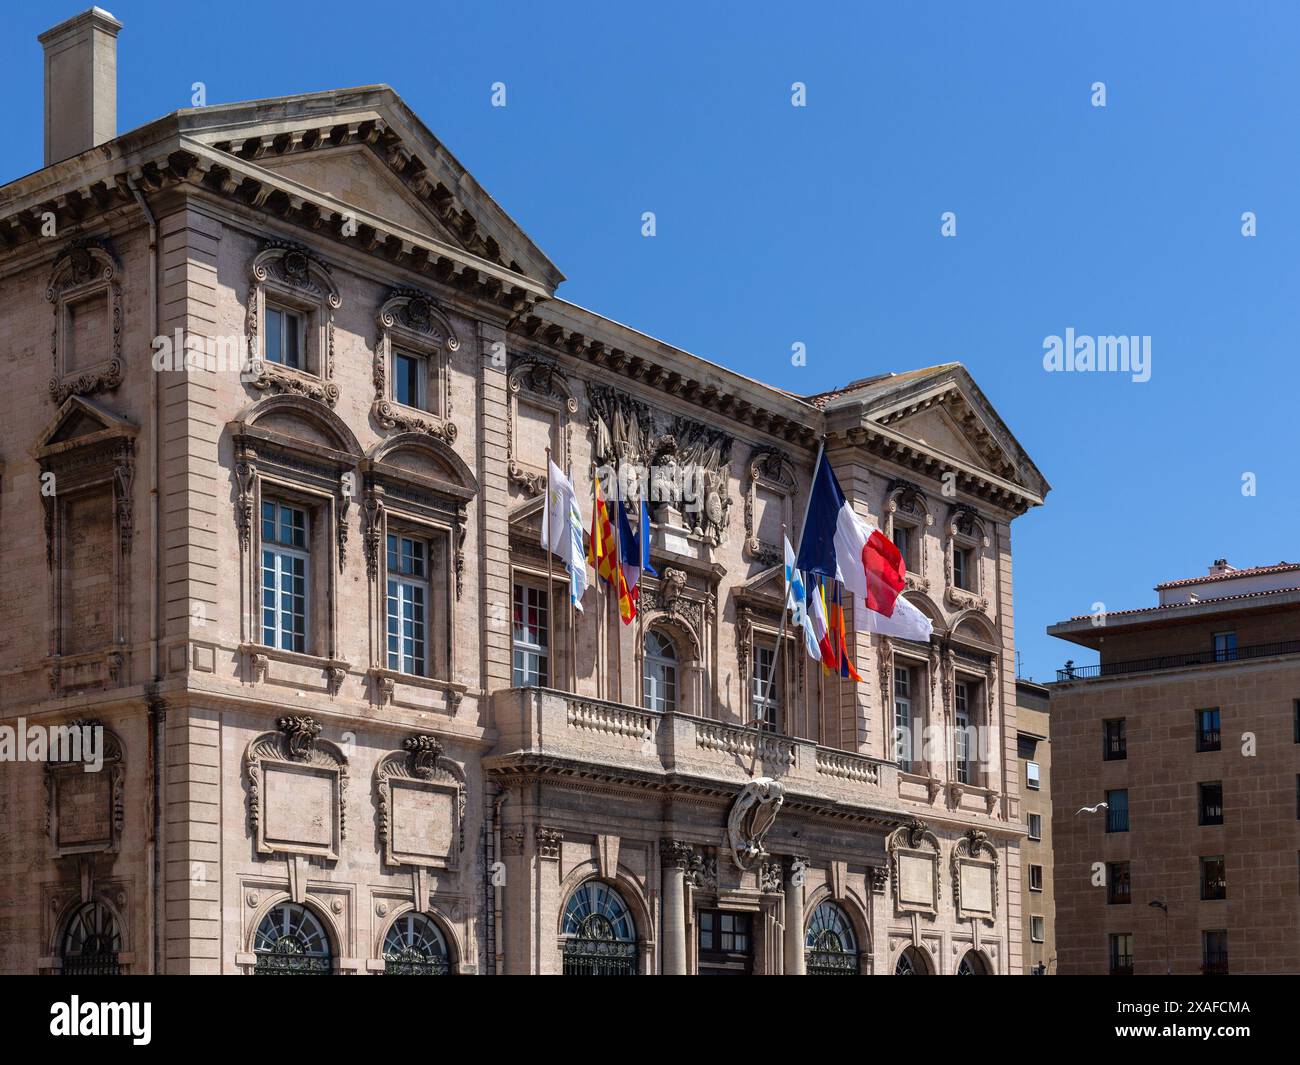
(542, 458, 588, 611)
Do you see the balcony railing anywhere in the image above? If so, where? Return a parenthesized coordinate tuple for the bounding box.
(1057, 639, 1300, 681)
(1109, 955, 1134, 976)
(1104, 735, 1127, 760)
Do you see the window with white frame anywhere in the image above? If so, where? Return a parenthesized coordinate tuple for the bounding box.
(752, 643, 780, 732)
(953, 546, 974, 591)
(393, 349, 429, 411)
(1031, 916, 1045, 943)
(892, 523, 913, 571)
(261, 500, 308, 652)
(1027, 812, 1042, 840)
(1029, 864, 1043, 891)
(386, 533, 429, 676)
(954, 681, 972, 783)
(1027, 760, 1041, 790)
(512, 583, 549, 687)
(894, 665, 913, 772)
(643, 629, 678, 712)
(264, 303, 304, 370)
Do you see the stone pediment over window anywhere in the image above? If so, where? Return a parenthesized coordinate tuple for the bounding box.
(46, 238, 123, 404)
(507, 355, 577, 498)
(243, 241, 342, 407)
(33, 397, 138, 694)
(370, 288, 460, 441)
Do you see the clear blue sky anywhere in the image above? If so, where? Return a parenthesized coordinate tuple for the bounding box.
(5, 1, 1297, 682)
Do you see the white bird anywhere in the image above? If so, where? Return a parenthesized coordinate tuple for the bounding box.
(1075, 802, 1108, 815)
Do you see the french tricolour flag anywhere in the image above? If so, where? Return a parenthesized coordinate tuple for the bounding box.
(795, 450, 906, 617)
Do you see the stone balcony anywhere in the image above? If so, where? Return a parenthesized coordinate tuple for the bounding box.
(486, 687, 904, 823)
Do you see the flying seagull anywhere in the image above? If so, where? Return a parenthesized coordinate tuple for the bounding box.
(1075, 802, 1109, 815)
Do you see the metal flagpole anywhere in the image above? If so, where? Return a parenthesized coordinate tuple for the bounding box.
(749, 521, 790, 777)
(612, 463, 623, 704)
(793, 436, 826, 746)
(544, 448, 556, 690)
(568, 456, 579, 694)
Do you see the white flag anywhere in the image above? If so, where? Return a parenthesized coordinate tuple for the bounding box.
(856, 591, 932, 641)
(542, 459, 588, 611)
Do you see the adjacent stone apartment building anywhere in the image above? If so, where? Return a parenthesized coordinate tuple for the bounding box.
(1016, 678, 1054, 973)
(0, 9, 1049, 974)
(1049, 559, 1300, 975)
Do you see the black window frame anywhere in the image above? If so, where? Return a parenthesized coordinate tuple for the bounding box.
(1103, 717, 1127, 761)
(1195, 707, 1221, 753)
(1200, 856, 1226, 901)
(1107, 861, 1131, 905)
(1105, 789, 1129, 833)
(1198, 781, 1224, 826)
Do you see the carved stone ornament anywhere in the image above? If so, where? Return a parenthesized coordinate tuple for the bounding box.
(374, 734, 467, 871)
(244, 241, 341, 407)
(951, 828, 1000, 924)
(945, 504, 991, 612)
(743, 446, 796, 564)
(244, 716, 348, 860)
(586, 382, 734, 547)
(507, 355, 577, 496)
(885, 478, 933, 591)
(726, 777, 784, 871)
(46, 238, 123, 404)
(43, 719, 125, 859)
(536, 826, 564, 861)
(371, 288, 459, 441)
(886, 818, 942, 916)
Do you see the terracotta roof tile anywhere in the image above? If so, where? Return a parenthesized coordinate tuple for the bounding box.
(1155, 561, 1298, 590)
(1067, 585, 1300, 622)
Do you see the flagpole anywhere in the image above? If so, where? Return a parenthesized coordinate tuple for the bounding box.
(793, 435, 826, 746)
(750, 522, 790, 776)
(612, 462, 623, 704)
(544, 448, 557, 690)
(568, 455, 578, 694)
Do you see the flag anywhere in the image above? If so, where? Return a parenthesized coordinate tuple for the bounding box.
(857, 592, 933, 641)
(541, 459, 587, 611)
(831, 583, 861, 681)
(638, 498, 658, 577)
(616, 494, 641, 603)
(813, 578, 838, 671)
(784, 536, 820, 662)
(587, 476, 618, 587)
(795, 450, 906, 617)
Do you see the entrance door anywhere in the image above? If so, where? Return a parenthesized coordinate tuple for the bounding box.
(697, 909, 753, 975)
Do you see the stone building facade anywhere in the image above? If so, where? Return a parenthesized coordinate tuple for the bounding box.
(0, 10, 1048, 975)
(1049, 559, 1300, 975)
(1015, 678, 1054, 973)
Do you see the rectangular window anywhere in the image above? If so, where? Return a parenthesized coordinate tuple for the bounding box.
(1202, 930, 1228, 975)
(1026, 761, 1040, 790)
(1107, 861, 1131, 905)
(1028, 864, 1043, 892)
(893, 666, 913, 773)
(751, 644, 780, 733)
(264, 304, 302, 369)
(1103, 717, 1127, 761)
(1200, 856, 1226, 901)
(1212, 631, 1238, 663)
(1027, 812, 1042, 840)
(385, 534, 428, 676)
(512, 583, 549, 687)
(260, 501, 308, 652)
(1109, 933, 1134, 976)
(1294, 700, 1300, 744)
(393, 350, 427, 410)
(1198, 781, 1224, 826)
(1030, 916, 1045, 943)
(697, 910, 753, 975)
(892, 525, 911, 569)
(953, 547, 974, 590)
(1196, 708, 1221, 752)
(954, 681, 971, 784)
(1106, 789, 1129, 833)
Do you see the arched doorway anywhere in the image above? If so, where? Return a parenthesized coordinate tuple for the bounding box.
(894, 945, 931, 975)
(956, 949, 990, 975)
(560, 880, 638, 975)
(252, 902, 333, 974)
(382, 912, 452, 974)
(805, 901, 859, 975)
(61, 901, 122, 976)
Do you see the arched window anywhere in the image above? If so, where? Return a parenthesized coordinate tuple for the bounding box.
(957, 949, 989, 975)
(805, 901, 859, 975)
(894, 945, 931, 975)
(643, 630, 678, 712)
(61, 901, 121, 976)
(382, 912, 451, 975)
(561, 881, 638, 975)
(253, 902, 333, 975)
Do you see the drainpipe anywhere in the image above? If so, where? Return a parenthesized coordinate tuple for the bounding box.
(128, 176, 162, 974)
(490, 787, 508, 975)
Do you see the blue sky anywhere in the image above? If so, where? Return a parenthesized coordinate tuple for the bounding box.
(5, 1, 1296, 681)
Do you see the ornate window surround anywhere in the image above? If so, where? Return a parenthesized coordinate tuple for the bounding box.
(884, 478, 933, 591)
(944, 504, 991, 612)
(230, 395, 361, 686)
(244, 241, 341, 407)
(360, 433, 476, 709)
(884, 639, 941, 792)
(46, 238, 123, 404)
(244, 715, 349, 861)
(743, 446, 796, 565)
(44, 719, 125, 859)
(33, 396, 138, 694)
(636, 566, 713, 716)
(950, 828, 1000, 925)
(507, 354, 577, 497)
(370, 288, 460, 441)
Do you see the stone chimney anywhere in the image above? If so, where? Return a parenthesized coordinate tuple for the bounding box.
(1209, 558, 1234, 575)
(38, 7, 122, 166)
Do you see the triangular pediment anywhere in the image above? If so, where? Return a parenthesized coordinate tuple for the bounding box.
(180, 86, 564, 292)
(888, 404, 993, 471)
(33, 395, 137, 456)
